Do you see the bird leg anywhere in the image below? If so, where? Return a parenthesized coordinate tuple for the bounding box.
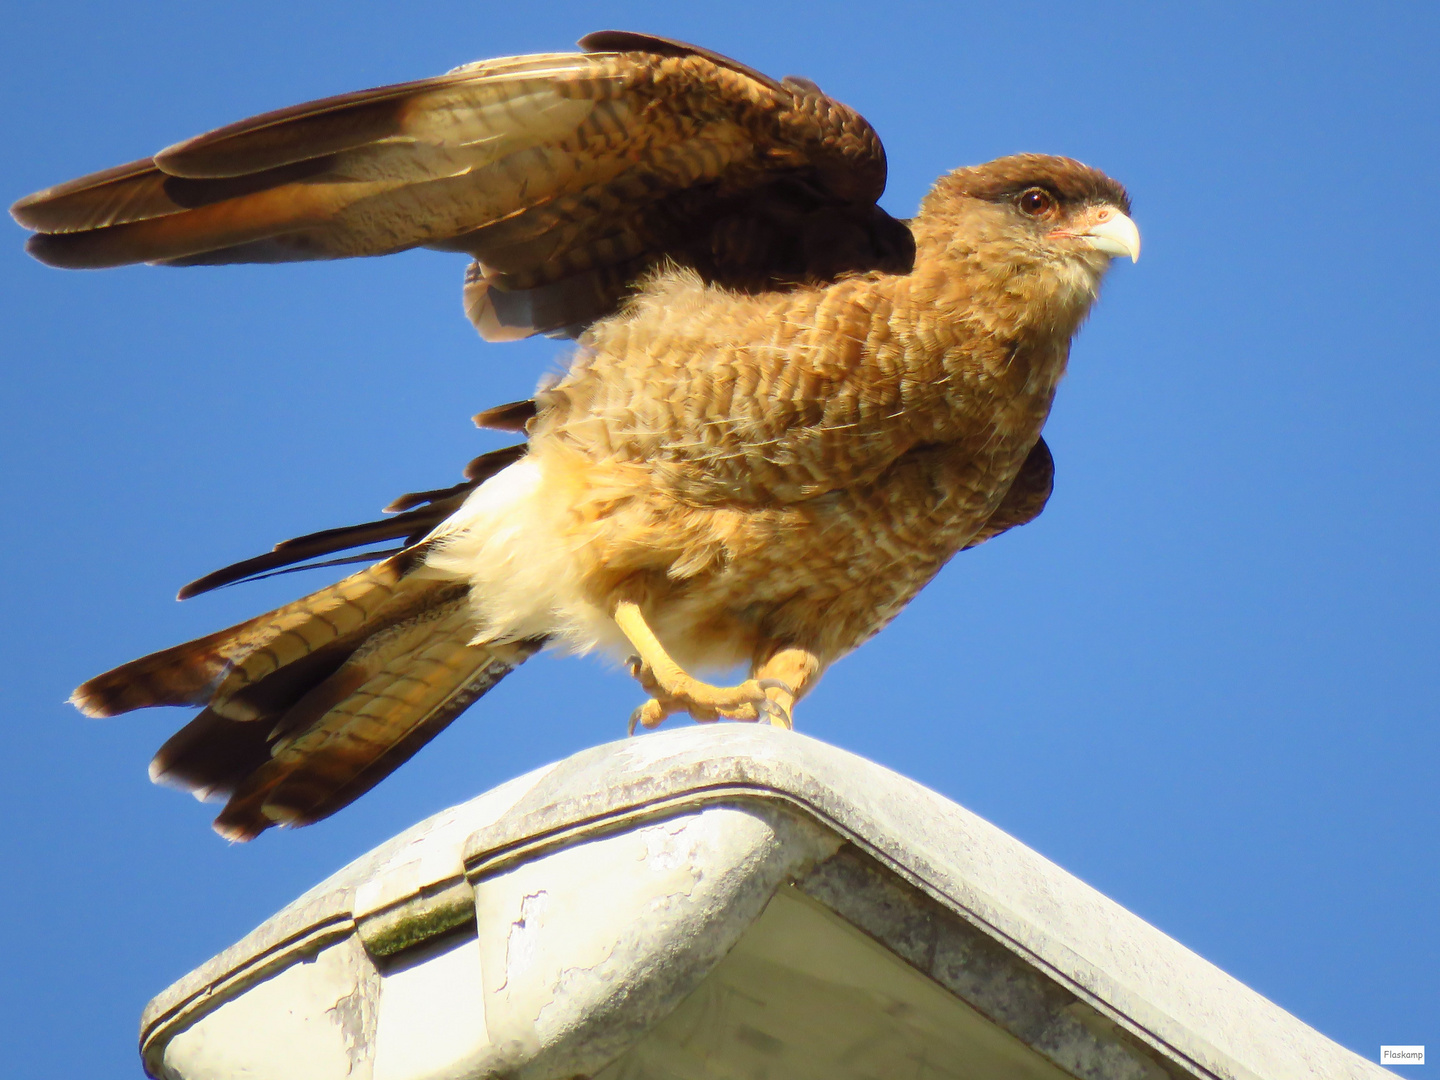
(625, 655, 798, 733)
(614, 601, 823, 734)
(614, 600, 786, 732)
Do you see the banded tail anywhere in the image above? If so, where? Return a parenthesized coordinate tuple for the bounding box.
(73, 439, 537, 841)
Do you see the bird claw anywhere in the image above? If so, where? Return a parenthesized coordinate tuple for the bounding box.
(627, 701, 655, 736)
(756, 678, 794, 694)
(615, 602, 800, 735)
(628, 677, 796, 734)
(625, 655, 668, 700)
(755, 679, 795, 729)
(627, 693, 711, 735)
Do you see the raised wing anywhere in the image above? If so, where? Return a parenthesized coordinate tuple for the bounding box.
(13, 31, 910, 339)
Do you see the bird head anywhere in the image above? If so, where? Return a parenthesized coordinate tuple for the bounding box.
(917, 154, 1139, 330)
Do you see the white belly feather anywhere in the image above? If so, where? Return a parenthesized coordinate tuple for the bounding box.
(422, 456, 632, 659)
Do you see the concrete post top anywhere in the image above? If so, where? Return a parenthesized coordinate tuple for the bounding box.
(140, 726, 1390, 1080)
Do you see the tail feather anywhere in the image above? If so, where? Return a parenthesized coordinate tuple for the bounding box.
(289, 654, 520, 829)
(205, 558, 444, 715)
(72, 435, 547, 838)
(73, 554, 417, 720)
(70, 617, 268, 717)
(178, 442, 525, 598)
(214, 607, 539, 840)
(149, 708, 275, 802)
(76, 548, 541, 839)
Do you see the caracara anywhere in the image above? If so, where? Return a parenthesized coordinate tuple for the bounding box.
(13, 31, 1140, 838)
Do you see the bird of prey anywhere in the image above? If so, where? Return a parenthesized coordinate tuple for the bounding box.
(14, 31, 1139, 840)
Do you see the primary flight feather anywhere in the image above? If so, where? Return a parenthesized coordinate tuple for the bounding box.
(14, 31, 1139, 839)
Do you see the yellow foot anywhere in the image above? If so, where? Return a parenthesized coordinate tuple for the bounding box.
(612, 601, 803, 734)
(624, 654, 793, 734)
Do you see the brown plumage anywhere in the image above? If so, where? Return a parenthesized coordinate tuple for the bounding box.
(15, 31, 1138, 839)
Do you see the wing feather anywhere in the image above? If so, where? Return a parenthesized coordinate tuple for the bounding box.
(15, 34, 898, 334)
(153, 55, 601, 177)
(962, 437, 1055, 549)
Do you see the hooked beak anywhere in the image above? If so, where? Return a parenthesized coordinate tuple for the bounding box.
(1078, 208, 1141, 262)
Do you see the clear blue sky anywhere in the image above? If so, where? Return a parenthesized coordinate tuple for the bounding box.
(2, 1, 1435, 1075)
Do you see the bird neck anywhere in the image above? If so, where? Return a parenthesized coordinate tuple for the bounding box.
(912, 219, 1104, 341)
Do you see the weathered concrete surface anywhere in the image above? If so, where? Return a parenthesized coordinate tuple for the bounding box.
(140, 727, 1392, 1080)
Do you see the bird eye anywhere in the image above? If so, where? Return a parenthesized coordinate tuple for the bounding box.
(1018, 188, 1055, 216)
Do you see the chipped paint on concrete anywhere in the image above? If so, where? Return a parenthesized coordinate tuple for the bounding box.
(471, 801, 839, 1080)
(160, 934, 379, 1080)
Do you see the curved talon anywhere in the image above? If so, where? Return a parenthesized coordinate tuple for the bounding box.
(759, 695, 793, 729)
(629, 696, 677, 735)
(754, 678, 796, 729)
(757, 694, 793, 729)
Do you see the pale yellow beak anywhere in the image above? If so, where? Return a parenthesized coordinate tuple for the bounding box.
(1080, 209, 1141, 262)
